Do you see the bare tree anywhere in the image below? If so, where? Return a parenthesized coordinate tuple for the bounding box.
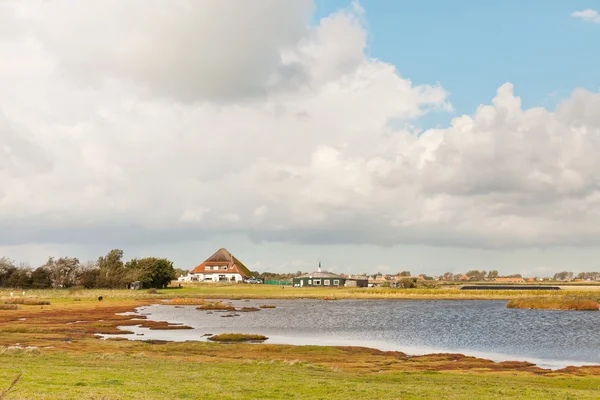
(43, 257, 81, 288)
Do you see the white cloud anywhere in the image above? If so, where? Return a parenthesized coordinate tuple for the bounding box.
(571, 9, 600, 23)
(0, 0, 600, 259)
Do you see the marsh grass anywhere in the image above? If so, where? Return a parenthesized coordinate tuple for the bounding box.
(4, 286, 600, 302)
(208, 333, 268, 342)
(0, 373, 21, 400)
(259, 305, 276, 309)
(507, 297, 600, 311)
(169, 298, 207, 305)
(0, 305, 18, 311)
(239, 307, 260, 312)
(0, 297, 50, 306)
(196, 301, 235, 311)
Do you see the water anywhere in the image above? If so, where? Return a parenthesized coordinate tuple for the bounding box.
(101, 299, 600, 369)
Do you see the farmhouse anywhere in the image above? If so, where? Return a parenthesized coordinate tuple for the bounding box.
(292, 263, 367, 288)
(178, 248, 252, 283)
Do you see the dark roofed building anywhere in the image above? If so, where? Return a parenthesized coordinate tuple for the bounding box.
(292, 263, 367, 288)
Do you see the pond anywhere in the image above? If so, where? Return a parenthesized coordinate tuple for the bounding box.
(102, 299, 600, 369)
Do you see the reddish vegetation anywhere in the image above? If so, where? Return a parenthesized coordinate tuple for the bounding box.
(1, 299, 600, 377)
(1, 297, 50, 305)
(196, 301, 235, 311)
(169, 298, 207, 305)
(506, 298, 600, 311)
(238, 307, 260, 312)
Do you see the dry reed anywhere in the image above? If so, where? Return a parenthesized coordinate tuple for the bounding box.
(506, 297, 600, 311)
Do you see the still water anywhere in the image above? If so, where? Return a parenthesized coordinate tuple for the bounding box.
(103, 299, 600, 369)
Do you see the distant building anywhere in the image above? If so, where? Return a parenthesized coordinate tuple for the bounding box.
(178, 248, 252, 283)
(292, 263, 367, 288)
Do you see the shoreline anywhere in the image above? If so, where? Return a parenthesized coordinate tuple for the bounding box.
(2, 293, 600, 376)
(97, 301, 600, 371)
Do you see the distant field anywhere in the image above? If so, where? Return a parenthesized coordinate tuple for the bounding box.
(3, 284, 600, 301)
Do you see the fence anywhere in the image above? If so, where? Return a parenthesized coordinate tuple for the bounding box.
(264, 280, 292, 286)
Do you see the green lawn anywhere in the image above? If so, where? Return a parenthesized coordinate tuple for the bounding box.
(2, 350, 599, 400)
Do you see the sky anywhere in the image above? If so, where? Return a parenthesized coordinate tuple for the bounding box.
(1, 1, 600, 276)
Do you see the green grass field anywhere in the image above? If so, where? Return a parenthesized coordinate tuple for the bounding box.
(3, 350, 600, 400)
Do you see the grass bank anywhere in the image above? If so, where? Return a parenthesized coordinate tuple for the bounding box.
(208, 333, 268, 342)
(4, 285, 600, 302)
(2, 350, 600, 399)
(507, 297, 600, 311)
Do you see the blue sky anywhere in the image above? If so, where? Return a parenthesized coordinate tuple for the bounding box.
(316, 0, 600, 128)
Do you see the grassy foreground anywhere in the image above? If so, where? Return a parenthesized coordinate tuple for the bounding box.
(3, 350, 600, 400)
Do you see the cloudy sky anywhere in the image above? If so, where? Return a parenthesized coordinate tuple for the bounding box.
(1, 1, 600, 276)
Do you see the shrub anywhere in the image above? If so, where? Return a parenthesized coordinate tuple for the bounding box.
(170, 298, 206, 305)
(0, 298, 50, 306)
(506, 297, 600, 311)
(239, 307, 260, 312)
(208, 333, 268, 342)
(196, 302, 235, 311)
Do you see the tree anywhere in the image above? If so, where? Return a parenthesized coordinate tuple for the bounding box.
(79, 261, 100, 289)
(487, 270, 498, 279)
(31, 267, 52, 288)
(397, 271, 411, 277)
(466, 270, 486, 281)
(399, 278, 417, 288)
(125, 257, 175, 288)
(7, 265, 32, 288)
(44, 257, 80, 288)
(441, 272, 454, 281)
(553, 271, 573, 281)
(0, 257, 16, 288)
(576, 272, 600, 281)
(97, 249, 128, 288)
(174, 268, 189, 278)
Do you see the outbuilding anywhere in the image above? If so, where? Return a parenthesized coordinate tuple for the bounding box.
(292, 263, 367, 288)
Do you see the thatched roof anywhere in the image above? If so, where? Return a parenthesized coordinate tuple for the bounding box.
(191, 248, 253, 277)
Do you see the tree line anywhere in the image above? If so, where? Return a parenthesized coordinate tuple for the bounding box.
(553, 271, 600, 281)
(0, 249, 180, 289)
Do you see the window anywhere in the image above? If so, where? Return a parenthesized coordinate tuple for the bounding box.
(221, 266, 228, 270)
(206, 266, 213, 270)
(308, 280, 312, 285)
(324, 280, 330, 286)
(333, 280, 340, 286)
(313, 279, 321, 285)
